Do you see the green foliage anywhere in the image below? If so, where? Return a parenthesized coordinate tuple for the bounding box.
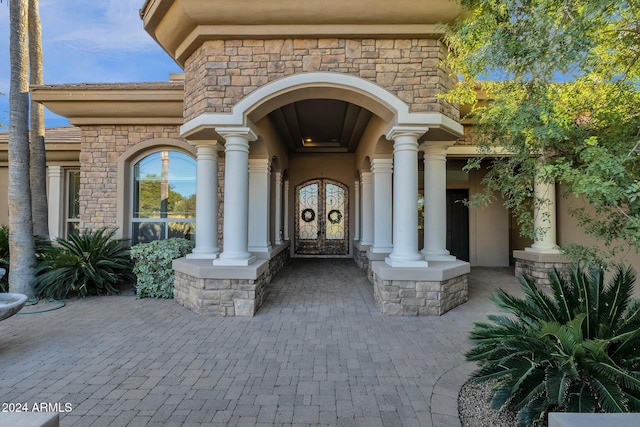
(0, 225, 8, 292)
(33, 228, 134, 299)
(467, 265, 640, 426)
(444, 0, 640, 260)
(130, 238, 194, 299)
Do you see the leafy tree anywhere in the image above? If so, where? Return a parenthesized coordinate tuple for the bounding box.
(444, 0, 640, 263)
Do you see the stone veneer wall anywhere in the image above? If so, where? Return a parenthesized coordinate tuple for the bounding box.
(78, 125, 184, 231)
(174, 270, 267, 316)
(372, 272, 468, 316)
(353, 244, 369, 269)
(515, 258, 572, 287)
(174, 246, 290, 317)
(183, 38, 458, 122)
(265, 245, 291, 284)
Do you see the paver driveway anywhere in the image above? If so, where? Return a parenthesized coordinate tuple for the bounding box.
(0, 259, 521, 427)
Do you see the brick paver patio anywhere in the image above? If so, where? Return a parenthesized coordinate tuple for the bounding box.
(0, 259, 521, 427)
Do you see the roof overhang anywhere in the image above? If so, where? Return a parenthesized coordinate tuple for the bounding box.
(30, 82, 184, 126)
(140, 0, 463, 66)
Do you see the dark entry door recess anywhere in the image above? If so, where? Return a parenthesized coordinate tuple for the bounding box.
(446, 189, 470, 262)
(295, 179, 349, 255)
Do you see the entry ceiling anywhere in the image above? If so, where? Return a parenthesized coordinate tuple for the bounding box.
(268, 99, 373, 153)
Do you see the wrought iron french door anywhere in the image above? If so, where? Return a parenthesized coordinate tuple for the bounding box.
(295, 179, 349, 255)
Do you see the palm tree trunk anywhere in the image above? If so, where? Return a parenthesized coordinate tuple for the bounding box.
(29, 0, 49, 239)
(9, 0, 36, 297)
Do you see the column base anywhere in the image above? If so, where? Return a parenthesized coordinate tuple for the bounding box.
(213, 256, 257, 266)
(513, 249, 571, 287)
(186, 250, 219, 260)
(385, 256, 429, 268)
(173, 246, 289, 317)
(371, 246, 393, 254)
(422, 249, 456, 262)
(371, 260, 470, 316)
(249, 245, 273, 253)
(525, 246, 562, 254)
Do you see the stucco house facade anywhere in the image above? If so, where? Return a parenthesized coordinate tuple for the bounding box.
(2, 0, 637, 316)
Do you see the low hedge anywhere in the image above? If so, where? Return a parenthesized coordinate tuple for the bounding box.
(130, 238, 194, 298)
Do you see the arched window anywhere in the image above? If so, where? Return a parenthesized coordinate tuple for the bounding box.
(132, 150, 196, 244)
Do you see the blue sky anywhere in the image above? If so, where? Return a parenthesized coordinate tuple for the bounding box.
(0, 0, 182, 128)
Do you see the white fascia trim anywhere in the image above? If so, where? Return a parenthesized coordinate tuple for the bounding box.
(399, 112, 464, 137)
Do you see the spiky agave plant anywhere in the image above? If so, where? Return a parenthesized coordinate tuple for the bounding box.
(34, 228, 134, 299)
(467, 265, 640, 427)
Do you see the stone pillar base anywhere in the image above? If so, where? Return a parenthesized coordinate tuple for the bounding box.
(353, 241, 370, 270)
(172, 244, 289, 316)
(370, 260, 470, 316)
(513, 250, 572, 287)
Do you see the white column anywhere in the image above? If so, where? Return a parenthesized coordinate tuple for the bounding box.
(213, 127, 257, 266)
(385, 126, 429, 267)
(526, 171, 560, 253)
(248, 158, 272, 253)
(371, 158, 393, 254)
(283, 180, 290, 241)
(354, 179, 360, 241)
(421, 142, 456, 261)
(274, 171, 283, 245)
(47, 165, 64, 240)
(360, 171, 374, 246)
(187, 142, 222, 259)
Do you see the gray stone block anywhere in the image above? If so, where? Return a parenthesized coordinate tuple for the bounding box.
(548, 413, 640, 427)
(0, 412, 59, 427)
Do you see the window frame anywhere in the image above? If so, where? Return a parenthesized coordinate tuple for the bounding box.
(129, 149, 197, 245)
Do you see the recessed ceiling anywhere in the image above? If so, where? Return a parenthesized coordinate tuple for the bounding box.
(268, 99, 373, 153)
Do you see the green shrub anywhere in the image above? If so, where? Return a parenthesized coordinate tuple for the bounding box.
(34, 228, 134, 299)
(467, 265, 640, 427)
(130, 238, 194, 298)
(0, 225, 8, 292)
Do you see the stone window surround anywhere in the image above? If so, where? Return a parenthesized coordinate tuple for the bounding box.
(116, 138, 196, 241)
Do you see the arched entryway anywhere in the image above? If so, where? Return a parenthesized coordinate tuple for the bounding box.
(295, 178, 349, 255)
(175, 72, 470, 317)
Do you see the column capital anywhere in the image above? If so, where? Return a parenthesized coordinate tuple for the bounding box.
(48, 165, 63, 178)
(386, 125, 429, 141)
(248, 158, 271, 173)
(215, 126, 258, 141)
(419, 140, 456, 152)
(274, 170, 283, 184)
(190, 139, 224, 150)
(371, 158, 393, 174)
(360, 171, 373, 184)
